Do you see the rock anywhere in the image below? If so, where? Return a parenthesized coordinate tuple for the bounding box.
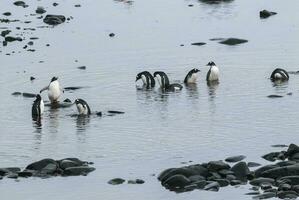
(276, 160, 297, 167)
(13, 1, 28, 8)
(163, 174, 191, 189)
(3, 12, 11, 16)
(278, 183, 291, 191)
(271, 144, 288, 148)
(260, 10, 277, 19)
(292, 185, 299, 193)
(63, 166, 95, 176)
(254, 164, 278, 177)
(261, 183, 272, 190)
(12, 92, 22, 96)
(262, 152, 281, 162)
(230, 162, 250, 181)
(277, 191, 298, 199)
(40, 163, 58, 175)
(63, 98, 72, 103)
(30, 76, 35, 81)
(230, 180, 242, 186)
(109, 33, 115, 37)
(26, 158, 57, 171)
(261, 164, 299, 179)
(43, 15, 66, 25)
(189, 175, 205, 182)
(107, 111, 125, 114)
(7, 173, 18, 179)
(191, 42, 206, 46)
(219, 38, 248, 45)
(64, 86, 85, 91)
(207, 160, 230, 171)
(53, 3, 58, 6)
(193, 180, 207, 189)
(1, 30, 11, 37)
(252, 192, 276, 199)
(108, 178, 125, 185)
(22, 93, 36, 98)
(245, 192, 260, 195)
(248, 162, 261, 168)
(18, 171, 33, 177)
(127, 179, 145, 184)
(36, 7, 46, 14)
(5, 36, 22, 42)
(78, 66, 86, 70)
(249, 178, 275, 186)
(204, 181, 220, 191)
(267, 94, 283, 98)
(199, 0, 233, 4)
(286, 144, 299, 157)
(214, 179, 229, 187)
(74, 4, 81, 7)
(278, 176, 299, 186)
(225, 155, 246, 163)
(226, 174, 236, 181)
(218, 169, 234, 176)
(59, 159, 81, 170)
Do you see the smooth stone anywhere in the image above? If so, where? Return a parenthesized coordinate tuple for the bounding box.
(278, 176, 299, 186)
(286, 144, 299, 157)
(127, 179, 145, 184)
(207, 160, 231, 171)
(260, 10, 277, 19)
(12, 92, 22, 96)
(204, 181, 220, 191)
(191, 42, 206, 46)
(267, 94, 283, 98)
(277, 191, 298, 199)
(40, 163, 58, 175)
(219, 38, 248, 45)
(189, 175, 205, 182)
(5, 36, 22, 42)
(26, 158, 57, 171)
(252, 192, 276, 199)
(260, 183, 272, 190)
(226, 174, 236, 181)
(248, 162, 262, 168)
(18, 171, 33, 177)
(193, 180, 207, 189)
(278, 183, 291, 191)
(3, 12, 11, 16)
(63, 166, 95, 176)
(59, 160, 80, 170)
(36, 7, 46, 14)
(64, 86, 85, 91)
(261, 164, 299, 179)
(77, 66, 86, 70)
(245, 192, 260, 195)
(13, 1, 28, 7)
(230, 162, 250, 181)
(163, 174, 191, 189)
(108, 178, 125, 185)
(7, 173, 18, 179)
(214, 179, 229, 187)
(230, 180, 242, 186)
(250, 178, 275, 186)
(43, 15, 66, 25)
(254, 164, 278, 177)
(262, 152, 281, 161)
(218, 169, 234, 176)
(225, 155, 246, 163)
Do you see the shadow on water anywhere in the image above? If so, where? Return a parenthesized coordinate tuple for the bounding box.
(185, 84, 199, 99)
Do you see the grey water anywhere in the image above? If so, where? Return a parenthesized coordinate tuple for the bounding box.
(0, 0, 299, 199)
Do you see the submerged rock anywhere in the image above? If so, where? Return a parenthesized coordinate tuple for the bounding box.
(108, 178, 126, 185)
(13, 1, 28, 8)
(36, 7, 46, 14)
(128, 179, 145, 184)
(191, 42, 206, 46)
(219, 38, 248, 45)
(43, 15, 66, 25)
(260, 10, 277, 19)
(63, 166, 95, 176)
(225, 155, 246, 163)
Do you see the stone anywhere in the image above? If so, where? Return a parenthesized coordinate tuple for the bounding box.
(249, 178, 275, 186)
(36, 7, 46, 14)
(261, 164, 299, 179)
(163, 174, 191, 189)
(219, 38, 248, 45)
(248, 162, 261, 168)
(108, 178, 125, 185)
(26, 158, 57, 171)
(225, 155, 246, 163)
(43, 15, 66, 25)
(207, 160, 230, 171)
(13, 1, 28, 8)
(204, 181, 220, 191)
(262, 152, 280, 162)
(260, 10, 277, 19)
(63, 166, 95, 176)
(230, 162, 250, 181)
(252, 192, 276, 199)
(191, 42, 206, 46)
(127, 179, 145, 184)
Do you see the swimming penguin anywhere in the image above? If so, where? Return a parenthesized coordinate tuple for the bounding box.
(206, 61, 219, 83)
(32, 94, 44, 118)
(270, 68, 289, 82)
(184, 68, 200, 84)
(136, 71, 155, 88)
(74, 99, 91, 115)
(40, 77, 63, 103)
(153, 71, 183, 91)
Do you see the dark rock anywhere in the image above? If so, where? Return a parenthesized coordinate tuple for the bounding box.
(278, 183, 291, 191)
(163, 174, 191, 189)
(5, 36, 22, 42)
(204, 181, 220, 191)
(36, 7, 46, 14)
(207, 160, 230, 171)
(252, 192, 276, 199)
(43, 15, 66, 25)
(260, 10, 277, 19)
(63, 166, 95, 176)
(191, 42, 206, 46)
(245, 192, 260, 195)
(30, 76, 35, 81)
(107, 111, 125, 114)
(18, 171, 33, 177)
(230, 180, 242, 186)
(74, 4, 81, 7)
(262, 152, 281, 162)
(28, 41, 33, 45)
(194, 180, 207, 189)
(40, 163, 58, 175)
(109, 33, 115, 37)
(219, 38, 248, 45)
(63, 98, 72, 103)
(59, 159, 81, 170)
(292, 185, 299, 193)
(276, 160, 297, 167)
(226, 174, 236, 181)
(53, 3, 58, 6)
(7, 173, 18, 179)
(108, 178, 125, 185)
(261, 164, 299, 179)
(286, 144, 299, 157)
(271, 144, 288, 148)
(225, 155, 246, 163)
(189, 175, 205, 182)
(248, 162, 261, 168)
(13, 1, 28, 8)
(260, 183, 272, 190)
(267, 94, 283, 98)
(208, 172, 222, 180)
(254, 164, 278, 177)
(3, 12, 11, 16)
(22, 93, 36, 98)
(198, 0, 233, 4)
(78, 66, 86, 70)
(64, 86, 85, 91)
(214, 179, 229, 187)
(218, 169, 234, 176)
(230, 162, 250, 181)
(26, 158, 57, 171)
(1, 30, 11, 37)
(12, 92, 22, 96)
(278, 176, 299, 186)
(249, 178, 275, 186)
(277, 191, 298, 199)
(127, 179, 145, 184)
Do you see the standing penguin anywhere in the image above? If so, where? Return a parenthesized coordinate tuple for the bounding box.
(184, 68, 200, 84)
(40, 77, 63, 103)
(74, 99, 91, 115)
(153, 71, 183, 92)
(206, 61, 219, 83)
(270, 68, 289, 82)
(32, 94, 44, 118)
(136, 71, 155, 88)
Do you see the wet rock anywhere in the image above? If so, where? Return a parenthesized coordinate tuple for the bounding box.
(252, 192, 276, 199)
(199, 0, 233, 4)
(230, 162, 250, 181)
(248, 162, 261, 168)
(278, 176, 299, 186)
(267, 94, 283, 98)
(5, 36, 22, 42)
(36, 7, 46, 14)
(189, 175, 205, 182)
(74, 4, 81, 7)
(260, 10, 277, 19)
(59, 159, 81, 170)
(78, 66, 86, 70)
(63, 166, 95, 176)
(191, 42, 206, 46)
(43, 15, 66, 25)
(277, 191, 298, 199)
(63, 98, 72, 103)
(1, 30, 11, 37)
(109, 33, 115, 37)
(261, 183, 272, 190)
(26, 159, 57, 171)
(230, 180, 242, 186)
(226, 174, 237, 181)
(12, 92, 22, 96)
(108, 178, 125, 185)
(127, 179, 145, 184)
(107, 111, 125, 114)
(3, 12, 11, 16)
(249, 178, 275, 186)
(245, 192, 260, 195)
(204, 181, 220, 191)
(225, 155, 246, 163)
(261, 164, 299, 179)
(207, 160, 230, 171)
(18, 171, 33, 177)
(7, 173, 18, 179)
(271, 144, 288, 148)
(53, 3, 58, 6)
(194, 180, 207, 189)
(262, 152, 281, 162)
(292, 185, 299, 193)
(278, 183, 291, 191)
(0, 168, 20, 176)
(163, 174, 191, 189)
(214, 179, 229, 187)
(276, 160, 297, 167)
(219, 38, 248, 45)
(286, 143, 299, 158)
(22, 93, 36, 98)
(13, 1, 28, 8)
(64, 86, 85, 91)
(218, 169, 234, 176)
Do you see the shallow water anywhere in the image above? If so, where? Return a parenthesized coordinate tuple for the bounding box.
(0, 0, 299, 199)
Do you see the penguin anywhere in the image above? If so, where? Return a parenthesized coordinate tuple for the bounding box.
(184, 68, 200, 84)
(206, 61, 219, 83)
(74, 99, 91, 115)
(135, 71, 155, 88)
(270, 68, 289, 82)
(153, 71, 183, 92)
(32, 94, 44, 118)
(40, 77, 63, 103)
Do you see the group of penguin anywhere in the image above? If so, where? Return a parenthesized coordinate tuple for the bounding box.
(136, 61, 220, 91)
(32, 77, 91, 119)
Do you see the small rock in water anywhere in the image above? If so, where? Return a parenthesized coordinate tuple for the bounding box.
(127, 179, 145, 184)
(271, 144, 288, 148)
(260, 10, 277, 19)
(191, 42, 206, 46)
(43, 15, 66, 25)
(267, 94, 283, 98)
(219, 38, 248, 45)
(30, 76, 35, 81)
(109, 33, 115, 37)
(12, 92, 22, 96)
(108, 178, 126, 185)
(53, 2, 58, 6)
(63, 98, 72, 103)
(74, 4, 81, 7)
(247, 162, 261, 168)
(3, 12, 12, 16)
(63, 166, 95, 176)
(225, 155, 246, 163)
(13, 1, 28, 8)
(77, 66, 86, 70)
(22, 93, 36, 98)
(36, 7, 46, 14)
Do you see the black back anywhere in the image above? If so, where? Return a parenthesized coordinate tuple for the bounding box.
(184, 68, 200, 84)
(75, 99, 91, 115)
(153, 71, 170, 89)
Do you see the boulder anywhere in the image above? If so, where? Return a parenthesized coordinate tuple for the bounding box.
(26, 159, 57, 171)
(225, 155, 246, 163)
(43, 15, 66, 25)
(63, 166, 95, 176)
(108, 178, 125, 185)
(230, 162, 250, 181)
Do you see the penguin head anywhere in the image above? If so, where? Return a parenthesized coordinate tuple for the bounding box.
(206, 62, 216, 67)
(51, 77, 58, 82)
(35, 94, 42, 101)
(136, 73, 142, 82)
(191, 68, 200, 73)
